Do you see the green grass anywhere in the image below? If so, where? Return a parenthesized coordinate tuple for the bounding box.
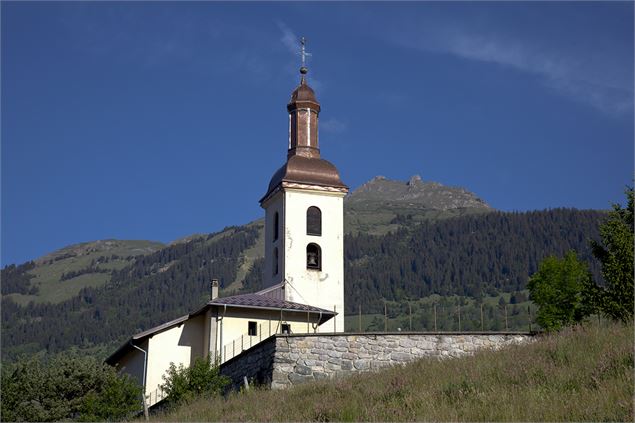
(226, 221, 265, 292)
(344, 205, 490, 236)
(150, 321, 633, 422)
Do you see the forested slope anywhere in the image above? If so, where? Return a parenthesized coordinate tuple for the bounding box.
(1, 225, 260, 361)
(1, 208, 605, 362)
(239, 208, 604, 314)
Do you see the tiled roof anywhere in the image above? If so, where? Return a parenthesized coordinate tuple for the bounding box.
(208, 293, 336, 314)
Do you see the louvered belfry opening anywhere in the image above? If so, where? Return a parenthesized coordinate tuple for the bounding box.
(306, 206, 322, 236)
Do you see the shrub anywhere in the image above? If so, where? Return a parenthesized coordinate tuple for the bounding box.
(528, 251, 591, 331)
(0, 354, 141, 422)
(160, 357, 230, 406)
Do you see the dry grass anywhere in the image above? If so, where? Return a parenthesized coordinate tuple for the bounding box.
(150, 321, 633, 422)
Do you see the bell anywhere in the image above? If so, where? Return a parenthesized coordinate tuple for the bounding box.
(307, 252, 318, 266)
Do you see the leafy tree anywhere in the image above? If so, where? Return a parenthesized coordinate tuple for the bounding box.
(161, 357, 229, 406)
(586, 187, 634, 322)
(528, 251, 592, 331)
(0, 354, 141, 422)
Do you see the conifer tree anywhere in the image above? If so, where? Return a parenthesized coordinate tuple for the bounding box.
(586, 187, 634, 322)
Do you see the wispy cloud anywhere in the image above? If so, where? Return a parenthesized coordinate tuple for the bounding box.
(384, 19, 633, 117)
(276, 20, 298, 55)
(320, 118, 347, 133)
(436, 31, 632, 116)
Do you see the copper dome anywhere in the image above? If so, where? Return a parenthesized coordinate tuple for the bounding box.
(287, 79, 320, 112)
(261, 155, 348, 203)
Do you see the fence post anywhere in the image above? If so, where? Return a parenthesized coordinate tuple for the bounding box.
(434, 304, 437, 332)
(458, 303, 461, 332)
(233, 340, 235, 358)
(260, 324, 262, 342)
(241, 335, 244, 351)
(358, 304, 362, 332)
(528, 304, 532, 332)
(384, 303, 388, 332)
(504, 305, 509, 331)
(307, 311, 310, 334)
(409, 303, 412, 331)
(224, 345, 226, 363)
(480, 303, 484, 331)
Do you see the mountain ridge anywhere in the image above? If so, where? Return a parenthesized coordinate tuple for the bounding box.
(348, 175, 492, 211)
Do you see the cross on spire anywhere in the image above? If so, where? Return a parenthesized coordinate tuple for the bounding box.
(299, 36, 311, 77)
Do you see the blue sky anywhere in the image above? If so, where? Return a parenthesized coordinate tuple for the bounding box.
(2, 2, 633, 266)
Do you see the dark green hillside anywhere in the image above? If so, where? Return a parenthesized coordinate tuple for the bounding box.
(344, 209, 604, 314)
(243, 209, 605, 315)
(1, 209, 605, 362)
(1, 208, 605, 362)
(1, 225, 260, 361)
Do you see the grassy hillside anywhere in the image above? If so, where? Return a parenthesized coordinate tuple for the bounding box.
(6, 239, 165, 305)
(151, 321, 633, 422)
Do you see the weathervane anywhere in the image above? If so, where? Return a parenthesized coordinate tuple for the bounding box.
(299, 36, 311, 77)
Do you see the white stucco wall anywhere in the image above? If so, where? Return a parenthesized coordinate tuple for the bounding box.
(282, 188, 346, 333)
(145, 314, 205, 401)
(213, 308, 323, 361)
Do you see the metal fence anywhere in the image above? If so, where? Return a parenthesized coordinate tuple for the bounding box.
(345, 300, 539, 333)
(219, 320, 286, 364)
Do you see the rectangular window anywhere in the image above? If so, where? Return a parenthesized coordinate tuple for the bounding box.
(248, 321, 257, 336)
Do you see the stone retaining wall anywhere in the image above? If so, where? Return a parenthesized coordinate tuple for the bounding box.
(220, 336, 277, 390)
(220, 332, 533, 390)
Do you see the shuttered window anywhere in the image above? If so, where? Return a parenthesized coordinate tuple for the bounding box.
(306, 206, 322, 236)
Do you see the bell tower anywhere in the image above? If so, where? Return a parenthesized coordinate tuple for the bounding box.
(260, 38, 348, 332)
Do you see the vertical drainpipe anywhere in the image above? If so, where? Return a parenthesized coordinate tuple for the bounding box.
(130, 342, 148, 418)
(209, 279, 220, 362)
(130, 342, 147, 393)
(218, 304, 226, 362)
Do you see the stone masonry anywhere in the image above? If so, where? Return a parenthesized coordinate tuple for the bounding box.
(219, 332, 533, 390)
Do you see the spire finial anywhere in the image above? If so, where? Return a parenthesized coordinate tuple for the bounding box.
(299, 36, 311, 82)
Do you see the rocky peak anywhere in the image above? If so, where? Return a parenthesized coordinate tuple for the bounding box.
(407, 175, 423, 186)
(347, 175, 492, 211)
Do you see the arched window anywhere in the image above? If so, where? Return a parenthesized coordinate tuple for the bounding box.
(306, 243, 321, 270)
(273, 212, 279, 242)
(273, 247, 279, 276)
(306, 206, 322, 236)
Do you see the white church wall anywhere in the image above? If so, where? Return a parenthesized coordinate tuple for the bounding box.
(282, 187, 346, 332)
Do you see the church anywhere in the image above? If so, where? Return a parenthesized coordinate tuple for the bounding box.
(106, 46, 349, 407)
